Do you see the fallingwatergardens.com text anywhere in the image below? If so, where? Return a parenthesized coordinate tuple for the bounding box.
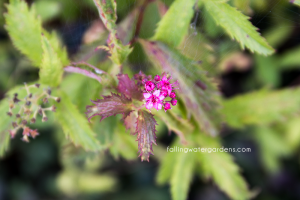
(167, 146, 251, 153)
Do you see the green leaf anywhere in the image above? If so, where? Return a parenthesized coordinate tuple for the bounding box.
(153, 0, 195, 47)
(93, 0, 132, 65)
(93, 0, 117, 31)
(170, 150, 196, 200)
(156, 140, 179, 185)
(39, 34, 64, 87)
(279, 46, 300, 69)
(254, 126, 291, 173)
(203, 0, 274, 55)
(223, 88, 300, 128)
(195, 133, 251, 200)
(5, 0, 43, 66)
(140, 39, 221, 136)
(35, 0, 61, 22)
(0, 99, 12, 157)
(55, 91, 101, 152)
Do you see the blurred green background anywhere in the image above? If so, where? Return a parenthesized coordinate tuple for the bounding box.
(1, 0, 300, 199)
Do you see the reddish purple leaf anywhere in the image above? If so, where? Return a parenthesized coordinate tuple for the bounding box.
(124, 111, 138, 135)
(64, 66, 102, 83)
(86, 93, 133, 122)
(117, 74, 143, 101)
(135, 110, 157, 162)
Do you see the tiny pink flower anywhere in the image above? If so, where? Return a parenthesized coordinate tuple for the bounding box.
(160, 76, 172, 95)
(154, 75, 160, 81)
(145, 81, 155, 91)
(9, 129, 17, 138)
(161, 90, 168, 97)
(169, 92, 176, 98)
(144, 90, 165, 110)
(164, 102, 171, 112)
(156, 82, 162, 89)
(171, 98, 177, 106)
(23, 127, 30, 136)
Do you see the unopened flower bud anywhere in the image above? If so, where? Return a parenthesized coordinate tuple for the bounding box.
(46, 88, 51, 95)
(42, 117, 48, 122)
(171, 98, 177, 106)
(24, 108, 31, 115)
(30, 118, 36, 124)
(156, 82, 162, 89)
(35, 83, 40, 88)
(14, 93, 18, 97)
(16, 114, 21, 118)
(51, 105, 56, 112)
(169, 92, 176, 98)
(13, 96, 20, 103)
(21, 120, 28, 125)
(7, 112, 12, 117)
(25, 101, 31, 106)
(38, 108, 43, 116)
(55, 97, 61, 103)
(164, 102, 171, 112)
(142, 79, 147, 84)
(161, 90, 168, 97)
(28, 93, 32, 98)
(154, 75, 160, 81)
(43, 98, 48, 104)
(9, 103, 14, 109)
(12, 122, 18, 128)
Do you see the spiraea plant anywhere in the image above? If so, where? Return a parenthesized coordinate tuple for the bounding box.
(2, 0, 300, 200)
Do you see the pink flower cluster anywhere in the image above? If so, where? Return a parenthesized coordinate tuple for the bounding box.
(143, 74, 178, 112)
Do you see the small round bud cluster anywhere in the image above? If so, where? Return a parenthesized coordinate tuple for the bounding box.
(6, 83, 61, 142)
(141, 73, 178, 112)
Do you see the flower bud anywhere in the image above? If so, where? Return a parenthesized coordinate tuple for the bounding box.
(21, 120, 28, 125)
(25, 101, 31, 106)
(34, 83, 40, 88)
(30, 118, 36, 124)
(145, 81, 155, 91)
(164, 102, 171, 112)
(169, 92, 176, 98)
(55, 97, 61, 103)
(28, 93, 33, 98)
(12, 122, 18, 128)
(16, 114, 21, 118)
(154, 75, 160, 81)
(46, 88, 52, 95)
(43, 97, 48, 104)
(22, 135, 29, 143)
(156, 82, 162, 89)
(161, 90, 168, 97)
(171, 98, 177, 106)
(7, 112, 12, 117)
(42, 116, 48, 122)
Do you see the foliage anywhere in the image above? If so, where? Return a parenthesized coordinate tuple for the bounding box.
(2, 0, 300, 200)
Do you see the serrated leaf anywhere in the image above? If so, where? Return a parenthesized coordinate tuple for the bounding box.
(156, 138, 180, 185)
(170, 151, 195, 200)
(153, 109, 194, 142)
(5, 0, 43, 66)
(279, 46, 300, 69)
(140, 39, 221, 136)
(93, 0, 117, 31)
(93, 0, 132, 65)
(203, 0, 274, 55)
(195, 133, 250, 200)
(222, 88, 300, 128)
(55, 91, 100, 152)
(39, 34, 64, 87)
(117, 74, 143, 101)
(153, 0, 195, 47)
(86, 93, 133, 122)
(99, 33, 132, 65)
(124, 111, 138, 135)
(135, 110, 157, 162)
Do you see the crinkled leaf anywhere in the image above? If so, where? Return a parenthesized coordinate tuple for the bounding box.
(171, 151, 196, 200)
(195, 133, 251, 200)
(117, 74, 143, 101)
(4, 0, 43, 66)
(39, 34, 63, 87)
(55, 91, 100, 151)
(140, 39, 221, 136)
(153, 0, 195, 47)
(135, 110, 157, 162)
(86, 93, 133, 122)
(64, 66, 102, 83)
(203, 0, 274, 55)
(222, 88, 300, 128)
(93, 0, 117, 31)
